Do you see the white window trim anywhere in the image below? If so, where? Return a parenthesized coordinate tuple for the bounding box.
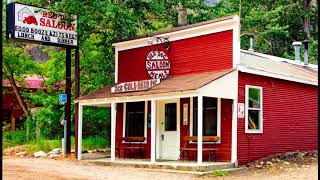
(245, 85, 263, 134)
(189, 97, 221, 144)
(122, 101, 148, 143)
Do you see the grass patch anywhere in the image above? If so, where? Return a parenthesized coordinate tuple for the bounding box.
(5, 135, 110, 153)
(82, 136, 109, 151)
(26, 138, 61, 153)
(211, 170, 230, 177)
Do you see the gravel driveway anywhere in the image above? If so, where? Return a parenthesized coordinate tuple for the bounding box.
(3, 157, 318, 180)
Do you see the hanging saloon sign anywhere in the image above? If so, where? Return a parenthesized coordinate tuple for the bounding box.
(146, 50, 170, 79)
(6, 3, 77, 47)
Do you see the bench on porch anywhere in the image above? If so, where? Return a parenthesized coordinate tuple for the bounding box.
(115, 137, 145, 159)
(179, 136, 220, 162)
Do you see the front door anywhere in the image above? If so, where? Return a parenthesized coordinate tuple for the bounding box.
(158, 99, 180, 160)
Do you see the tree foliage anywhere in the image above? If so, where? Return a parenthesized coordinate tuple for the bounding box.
(3, 0, 318, 141)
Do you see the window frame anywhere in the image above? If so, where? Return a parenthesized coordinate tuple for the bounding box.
(122, 101, 148, 143)
(189, 97, 221, 144)
(245, 85, 263, 134)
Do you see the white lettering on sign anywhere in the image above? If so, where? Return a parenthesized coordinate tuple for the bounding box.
(7, 3, 77, 46)
(238, 103, 245, 118)
(111, 79, 160, 93)
(146, 50, 170, 79)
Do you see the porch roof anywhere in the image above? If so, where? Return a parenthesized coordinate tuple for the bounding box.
(77, 69, 235, 101)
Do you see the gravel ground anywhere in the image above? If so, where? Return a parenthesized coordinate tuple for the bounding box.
(3, 156, 318, 180)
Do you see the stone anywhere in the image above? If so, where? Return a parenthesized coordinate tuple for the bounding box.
(48, 154, 60, 158)
(283, 161, 290, 165)
(259, 161, 264, 165)
(15, 152, 26, 157)
(47, 148, 61, 156)
(276, 158, 281, 162)
(266, 161, 273, 165)
(256, 165, 262, 169)
(51, 148, 61, 154)
(33, 151, 47, 158)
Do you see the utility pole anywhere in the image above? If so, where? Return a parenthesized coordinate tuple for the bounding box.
(65, 48, 72, 154)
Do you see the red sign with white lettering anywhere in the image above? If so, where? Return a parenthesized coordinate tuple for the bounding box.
(146, 50, 170, 79)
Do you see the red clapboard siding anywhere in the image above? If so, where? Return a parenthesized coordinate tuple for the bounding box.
(179, 98, 232, 162)
(237, 72, 318, 165)
(116, 103, 151, 159)
(118, 30, 233, 82)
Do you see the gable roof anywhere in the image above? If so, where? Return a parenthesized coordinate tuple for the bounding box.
(239, 50, 318, 86)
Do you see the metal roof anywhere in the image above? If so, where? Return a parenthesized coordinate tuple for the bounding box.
(239, 50, 318, 86)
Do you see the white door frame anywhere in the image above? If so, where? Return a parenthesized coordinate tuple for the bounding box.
(156, 98, 180, 160)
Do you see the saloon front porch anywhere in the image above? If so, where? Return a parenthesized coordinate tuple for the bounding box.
(76, 69, 238, 166)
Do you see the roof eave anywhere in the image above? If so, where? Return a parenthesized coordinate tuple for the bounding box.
(237, 65, 318, 86)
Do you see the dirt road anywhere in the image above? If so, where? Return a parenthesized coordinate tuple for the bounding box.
(3, 157, 318, 180)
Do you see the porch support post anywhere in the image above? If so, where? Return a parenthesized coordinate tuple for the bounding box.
(111, 103, 117, 162)
(77, 104, 83, 160)
(197, 95, 203, 165)
(231, 98, 238, 164)
(151, 100, 156, 163)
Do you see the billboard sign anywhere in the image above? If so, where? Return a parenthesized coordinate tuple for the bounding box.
(7, 3, 77, 47)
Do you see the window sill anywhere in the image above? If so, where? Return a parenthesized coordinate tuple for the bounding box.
(245, 130, 263, 134)
(121, 140, 147, 144)
(189, 140, 221, 144)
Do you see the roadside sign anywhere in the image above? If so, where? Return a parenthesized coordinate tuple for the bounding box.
(6, 3, 78, 47)
(59, 94, 67, 104)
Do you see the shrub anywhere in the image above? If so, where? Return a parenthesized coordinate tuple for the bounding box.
(3, 130, 28, 148)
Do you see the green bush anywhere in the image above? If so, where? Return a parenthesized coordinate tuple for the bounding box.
(3, 130, 28, 148)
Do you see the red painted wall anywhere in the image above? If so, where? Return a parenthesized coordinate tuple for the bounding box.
(118, 30, 233, 82)
(115, 102, 151, 159)
(116, 98, 232, 161)
(179, 98, 232, 162)
(237, 72, 318, 165)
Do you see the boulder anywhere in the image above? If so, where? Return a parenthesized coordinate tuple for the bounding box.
(33, 151, 47, 158)
(48, 154, 61, 158)
(48, 148, 61, 155)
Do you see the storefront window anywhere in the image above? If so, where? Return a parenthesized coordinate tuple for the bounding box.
(192, 97, 217, 136)
(125, 101, 145, 137)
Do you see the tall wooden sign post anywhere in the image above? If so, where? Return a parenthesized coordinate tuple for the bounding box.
(6, 3, 78, 155)
(74, 48, 80, 157)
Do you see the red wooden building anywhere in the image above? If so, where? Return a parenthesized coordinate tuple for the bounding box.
(2, 77, 44, 130)
(75, 15, 318, 167)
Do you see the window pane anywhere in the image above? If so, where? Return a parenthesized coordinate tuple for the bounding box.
(126, 102, 145, 137)
(192, 97, 217, 136)
(248, 109, 260, 130)
(165, 103, 177, 131)
(249, 88, 260, 108)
